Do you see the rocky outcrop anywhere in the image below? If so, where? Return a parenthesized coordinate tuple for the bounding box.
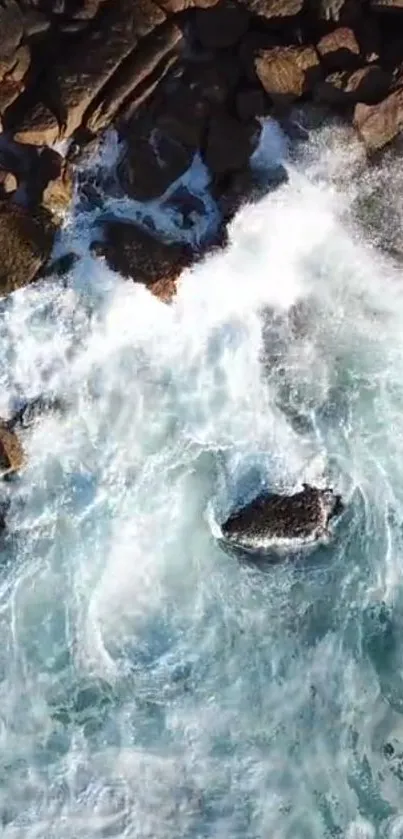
(353, 87, 403, 152)
(0, 421, 25, 477)
(92, 221, 194, 301)
(221, 485, 344, 553)
(255, 47, 322, 101)
(0, 201, 55, 296)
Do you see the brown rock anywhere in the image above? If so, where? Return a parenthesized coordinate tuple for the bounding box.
(353, 87, 403, 151)
(0, 422, 25, 476)
(239, 0, 303, 18)
(6, 45, 30, 84)
(13, 102, 60, 145)
(0, 201, 55, 296)
(315, 65, 391, 106)
(316, 27, 360, 71)
(0, 1, 24, 61)
(41, 160, 73, 222)
(194, 1, 250, 49)
(95, 221, 193, 301)
(255, 46, 321, 100)
(28, 0, 167, 140)
(157, 0, 220, 9)
(86, 22, 183, 133)
(0, 169, 17, 195)
(204, 112, 259, 176)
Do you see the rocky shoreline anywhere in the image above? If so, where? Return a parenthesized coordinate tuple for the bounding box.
(1, 0, 403, 527)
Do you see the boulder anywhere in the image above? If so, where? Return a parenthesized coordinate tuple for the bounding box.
(239, 0, 304, 18)
(315, 65, 391, 106)
(0, 422, 25, 477)
(255, 46, 322, 101)
(194, 1, 250, 49)
(0, 201, 55, 296)
(41, 157, 73, 221)
(221, 485, 344, 553)
(204, 112, 259, 176)
(93, 221, 193, 301)
(0, 169, 17, 195)
(353, 87, 403, 151)
(118, 117, 194, 201)
(316, 27, 361, 71)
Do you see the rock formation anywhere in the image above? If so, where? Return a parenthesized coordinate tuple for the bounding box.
(221, 485, 344, 552)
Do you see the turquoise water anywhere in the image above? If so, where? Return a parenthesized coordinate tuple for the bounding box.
(0, 123, 403, 837)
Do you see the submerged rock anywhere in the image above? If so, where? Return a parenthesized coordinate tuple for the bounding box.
(221, 484, 344, 553)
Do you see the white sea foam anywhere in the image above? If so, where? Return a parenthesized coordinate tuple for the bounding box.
(0, 119, 403, 837)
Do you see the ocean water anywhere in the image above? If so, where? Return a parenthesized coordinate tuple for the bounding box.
(1, 118, 403, 838)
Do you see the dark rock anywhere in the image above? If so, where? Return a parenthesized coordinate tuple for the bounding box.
(154, 86, 209, 148)
(221, 485, 344, 552)
(236, 85, 271, 120)
(315, 65, 391, 106)
(316, 27, 361, 72)
(41, 251, 79, 279)
(353, 87, 403, 151)
(0, 421, 25, 476)
(255, 46, 322, 101)
(118, 116, 194, 201)
(7, 396, 66, 431)
(0, 201, 55, 296)
(239, 0, 304, 19)
(93, 221, 194, 301)
(370, 0, 403, 9)
(204, 112, 259, 176)
(194, 1, 250, 49)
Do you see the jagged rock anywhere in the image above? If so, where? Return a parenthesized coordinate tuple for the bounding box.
(239, 0, 304, 18)
(221, 485, 344, 553)
(14, 0, 167, 141)
(353, 87, 403, 151)
(255, 46, 322, 101)
(86, 21, 183, 133)
(7, 396, 66, 431)
(0, 169, 17, 195)
(316, 27, 361, 71)
(13, 102, 60, 145)
(315, 65, 391, 106)
(194, 0, 250, 49)
(118, 116, 194, 201)
(0, 201, 55, 296)
(93, 221, 193, 301)
(41, 156, 73, 222)
(204, 112, 259, 176)
(0, 421, 25, 477)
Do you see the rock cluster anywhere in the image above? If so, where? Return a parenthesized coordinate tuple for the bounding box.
(0, 0, 400, 302)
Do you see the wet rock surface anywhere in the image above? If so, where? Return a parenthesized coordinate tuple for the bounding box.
(221, 485, 344, 552)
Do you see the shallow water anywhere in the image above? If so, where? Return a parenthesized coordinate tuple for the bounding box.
(1, 121, 403, 838)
